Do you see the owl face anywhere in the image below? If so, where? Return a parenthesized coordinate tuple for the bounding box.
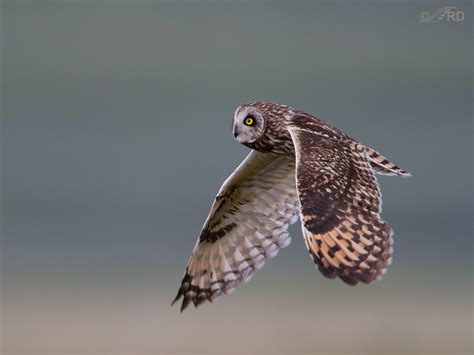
(232, 102, 296, 154)
(232, 106, 266, 144)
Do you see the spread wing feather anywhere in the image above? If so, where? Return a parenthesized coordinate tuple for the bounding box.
(366, 146, 411, 177)
(172, 150, 299, 311)
(288, 121, 395, 285)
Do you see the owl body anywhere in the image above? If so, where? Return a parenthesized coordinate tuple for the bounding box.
(173, 101, 410, 312)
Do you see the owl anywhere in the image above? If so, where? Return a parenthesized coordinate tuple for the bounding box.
(172, 101, 410, 312)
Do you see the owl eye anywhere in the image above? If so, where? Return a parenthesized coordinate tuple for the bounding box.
(244, 116, 255, 126)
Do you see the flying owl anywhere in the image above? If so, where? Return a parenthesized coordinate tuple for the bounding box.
(172, 101, 410, 312)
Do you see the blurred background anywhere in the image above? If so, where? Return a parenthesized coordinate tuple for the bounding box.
(2, 1, 472, 354)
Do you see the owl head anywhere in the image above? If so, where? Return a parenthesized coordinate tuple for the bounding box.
(232, 104, 266, 144)
(232, 101, 294, 153)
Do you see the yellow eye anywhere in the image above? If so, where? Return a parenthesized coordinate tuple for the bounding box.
(244, 117, 254, 126)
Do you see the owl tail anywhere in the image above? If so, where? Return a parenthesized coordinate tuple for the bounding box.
(365, 146, 411, 177)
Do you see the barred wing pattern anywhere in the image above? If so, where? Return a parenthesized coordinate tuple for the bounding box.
(172, 151, 299, 311)
(366, 146, 411, 177)
(289, 124, 393, 285)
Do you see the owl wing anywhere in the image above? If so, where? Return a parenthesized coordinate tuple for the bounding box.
(288, 122, 393, 285)
(172, 150, 299, 312)
(365, 146, 411, 177)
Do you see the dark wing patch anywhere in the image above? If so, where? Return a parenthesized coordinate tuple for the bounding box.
(289, 125, 393, 285)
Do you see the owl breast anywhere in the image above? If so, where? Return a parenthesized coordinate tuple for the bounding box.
(243, 130, 294, 155)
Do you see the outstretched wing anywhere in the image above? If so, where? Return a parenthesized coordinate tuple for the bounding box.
(172, 150, 299, 311)
(288, 121, 393, 285)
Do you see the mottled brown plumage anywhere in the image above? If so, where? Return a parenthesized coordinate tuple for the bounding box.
(173, 101, 410, 312)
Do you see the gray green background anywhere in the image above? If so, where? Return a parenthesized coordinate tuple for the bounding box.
(2, 1, 472, 354)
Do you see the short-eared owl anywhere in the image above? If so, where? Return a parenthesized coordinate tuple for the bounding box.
(172, 101, 410, 312)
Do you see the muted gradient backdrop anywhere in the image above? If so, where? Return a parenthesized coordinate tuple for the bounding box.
(1, 1, 473, 354)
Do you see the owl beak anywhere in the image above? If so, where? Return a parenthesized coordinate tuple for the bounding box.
(233, 126, 239, 138)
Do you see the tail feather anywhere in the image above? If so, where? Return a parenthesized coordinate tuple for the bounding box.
(365, 147, 411, 177)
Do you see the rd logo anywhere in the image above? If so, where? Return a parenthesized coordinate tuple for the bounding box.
(419, 7, 465, 23)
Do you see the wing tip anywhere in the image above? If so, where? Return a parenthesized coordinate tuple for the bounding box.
(171, 292, 194, 313)
(304, 212, 394, 287)
(171, 289, 186, 312)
